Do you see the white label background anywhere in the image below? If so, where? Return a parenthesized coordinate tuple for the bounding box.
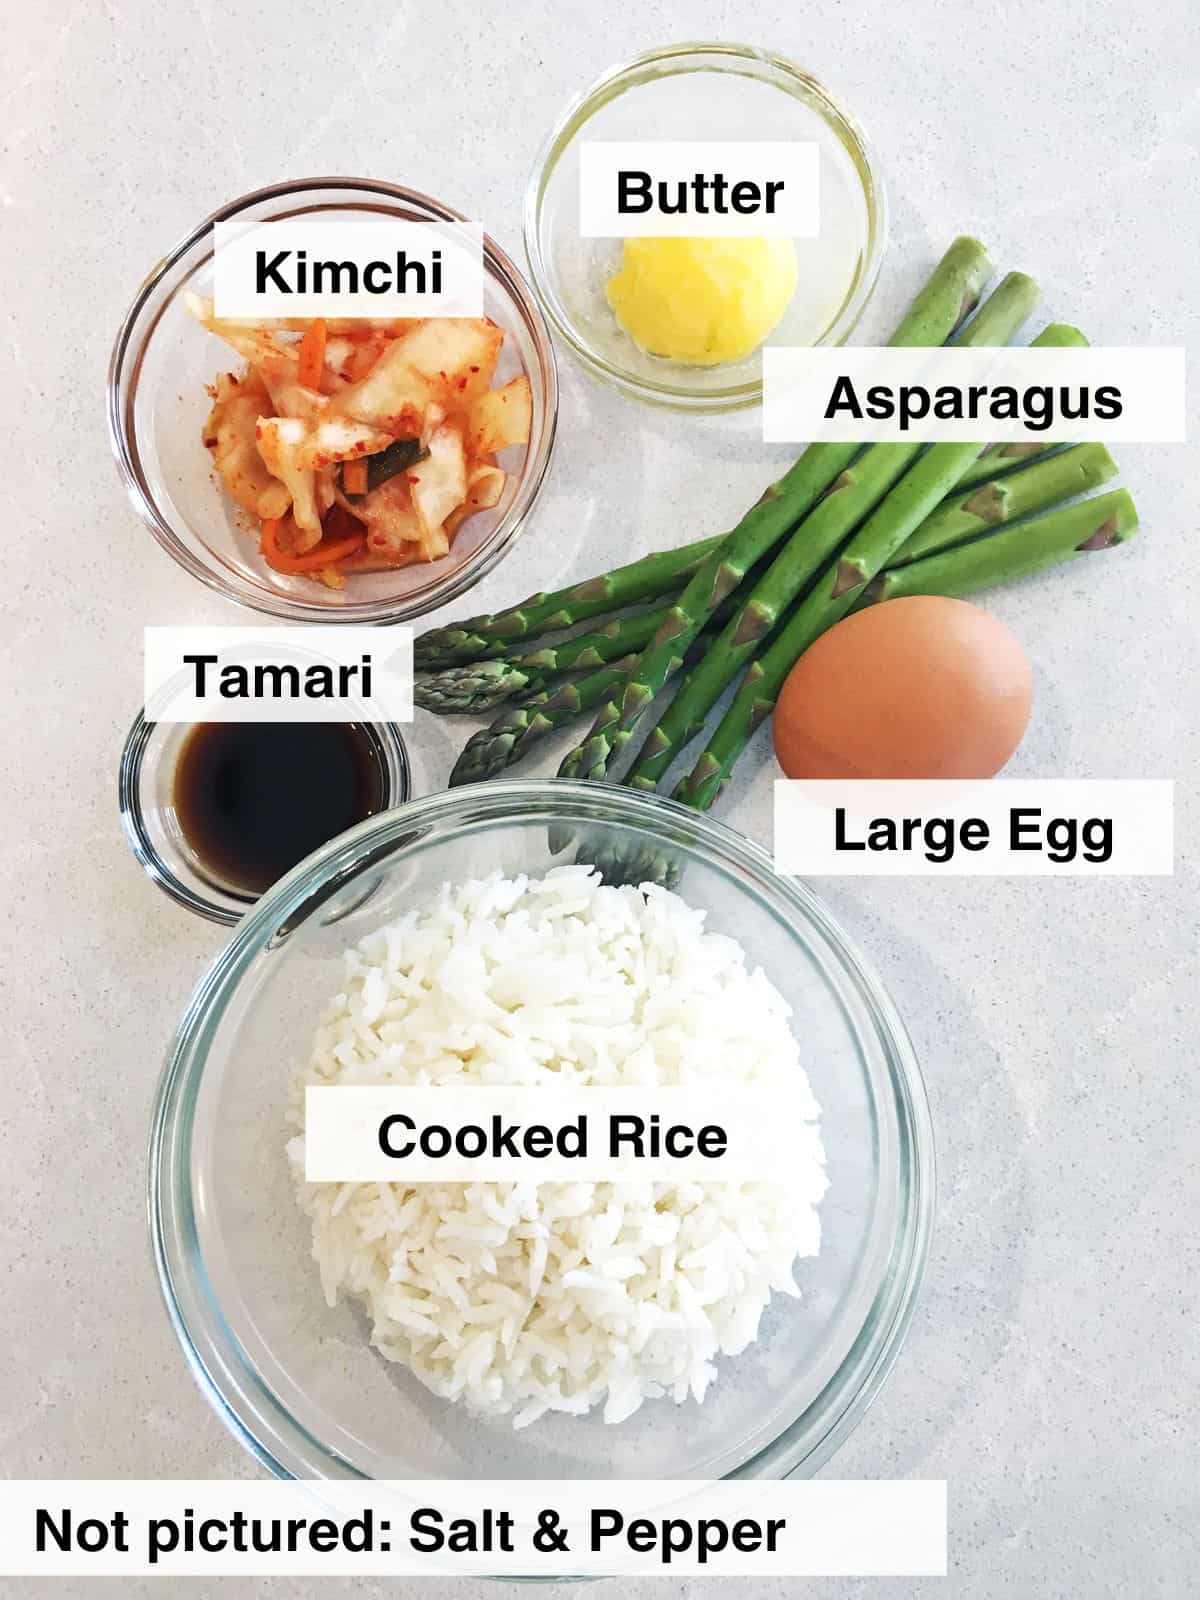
(579, 141, 820, 237)
(144, 626, 413, 723)
(304, 1085, 822, 1182)
(0, 1480, 946, 1577)
(774, 780, 1174, 876)
(763, 346, 1186, 442)
(213, 219, 484, 317)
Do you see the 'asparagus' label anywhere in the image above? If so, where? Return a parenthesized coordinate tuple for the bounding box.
(213, 219, 483, 317)
(763, 348, 1186, 443)
(774, 781, 1174, 875)
(579, 142, 819, 237)
(143, 626, 414, 723)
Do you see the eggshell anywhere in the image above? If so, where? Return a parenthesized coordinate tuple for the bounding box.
(773, 595, 1032, 780)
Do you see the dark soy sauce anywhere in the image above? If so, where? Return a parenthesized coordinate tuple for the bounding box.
(173, 723, 386, 895)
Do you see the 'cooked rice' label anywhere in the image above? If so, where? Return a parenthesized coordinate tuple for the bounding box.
(303, 1084, 819, 1182)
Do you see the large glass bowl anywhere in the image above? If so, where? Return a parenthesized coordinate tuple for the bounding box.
(109, 178, 558, 623)
(150, 781, 932, 1481)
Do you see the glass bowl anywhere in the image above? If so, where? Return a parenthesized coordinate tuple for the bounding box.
(149, 780, 932, 1480)
(119, 712, 411, 925)
(109, 178, 558, 622)
(524, 44, 888, 411)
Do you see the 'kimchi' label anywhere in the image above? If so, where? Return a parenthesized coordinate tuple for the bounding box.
(213, 219, 484, 318)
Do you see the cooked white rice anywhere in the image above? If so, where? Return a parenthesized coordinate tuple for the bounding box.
(286, 865, 826, 1428)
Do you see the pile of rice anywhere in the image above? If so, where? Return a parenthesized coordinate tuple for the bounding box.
(287, 866, 826, 1428)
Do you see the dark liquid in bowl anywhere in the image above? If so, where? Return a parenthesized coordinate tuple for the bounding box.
(173, 723, 386, 896)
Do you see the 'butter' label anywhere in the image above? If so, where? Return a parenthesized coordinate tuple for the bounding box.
(579, 141, 819, 237)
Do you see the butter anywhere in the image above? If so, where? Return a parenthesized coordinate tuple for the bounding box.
(605, 236, 798, 366)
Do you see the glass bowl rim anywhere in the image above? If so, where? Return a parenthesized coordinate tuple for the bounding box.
(118, 708, 413, 926)
(107, 175, 559, 623)
(148, 778, 934, 1480)
(522, 42, 889, 412)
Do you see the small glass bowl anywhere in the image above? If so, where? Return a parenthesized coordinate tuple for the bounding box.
(524, 43, 888, 411)
(108, 178, 558, 622)
(150, 780, 933, 1483)
(118, 712, 411, 924)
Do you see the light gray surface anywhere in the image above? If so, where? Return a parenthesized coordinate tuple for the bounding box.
(3, 0, 1197, 1594)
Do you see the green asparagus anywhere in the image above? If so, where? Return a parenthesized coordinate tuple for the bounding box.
(951, 440, 1064, 491)
(448, 627, 717, 785)
(891, 442, 1117, 566)
(416, 604, 670, 714)
(557, 236, 996, 786)
(579, 835, 688, 893)
(673, 484, 1137, 812)
(435, 438, 1120, 720)
(623, 272, 1041, 792)
(672, 316, 1097, 812)
(813, 319, 1084, 597)
(414, 536, 723, 666)
(449, 664, 636, 786)
(858, 487, 1138, 606)
(415, 658, 551, 715)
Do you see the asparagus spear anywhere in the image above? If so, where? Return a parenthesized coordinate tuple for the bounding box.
(858, 487, 1138, 605)
(449, 609, 737, 786)
(449, 664, 636, 786)
(438, 443, 1113, 722)
(673, 484, 1137, 812)
(952, 440, 1064, 491)
(416, 604, 670, 714)
(815, 318, 1083, 596)
(623, 273, 1041, 792)
(420, 546, 783, 715)
(414, 536, 723, 666)
(672, 316, 1095, 812)
(891, 442, 1117, 566)
(585, 488, 1138, 884)
(557, 236, 995, 786)
(581, 836, 688, 893)
(415, 658, 551, 714)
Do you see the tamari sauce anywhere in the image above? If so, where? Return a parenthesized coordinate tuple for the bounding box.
(173, 722, 386, 895)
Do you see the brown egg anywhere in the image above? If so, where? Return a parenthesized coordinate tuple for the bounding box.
(773, 595, 1032, 780)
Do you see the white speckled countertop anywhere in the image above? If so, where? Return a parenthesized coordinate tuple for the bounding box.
(3, 1, 1198, 1594)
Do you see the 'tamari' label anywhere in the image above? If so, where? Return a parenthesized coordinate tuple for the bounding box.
(144, 626, 414, 723)
(774, 780, 1174, 876)
(213, 219, 484, 317)
(579, 141, 819, 237)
